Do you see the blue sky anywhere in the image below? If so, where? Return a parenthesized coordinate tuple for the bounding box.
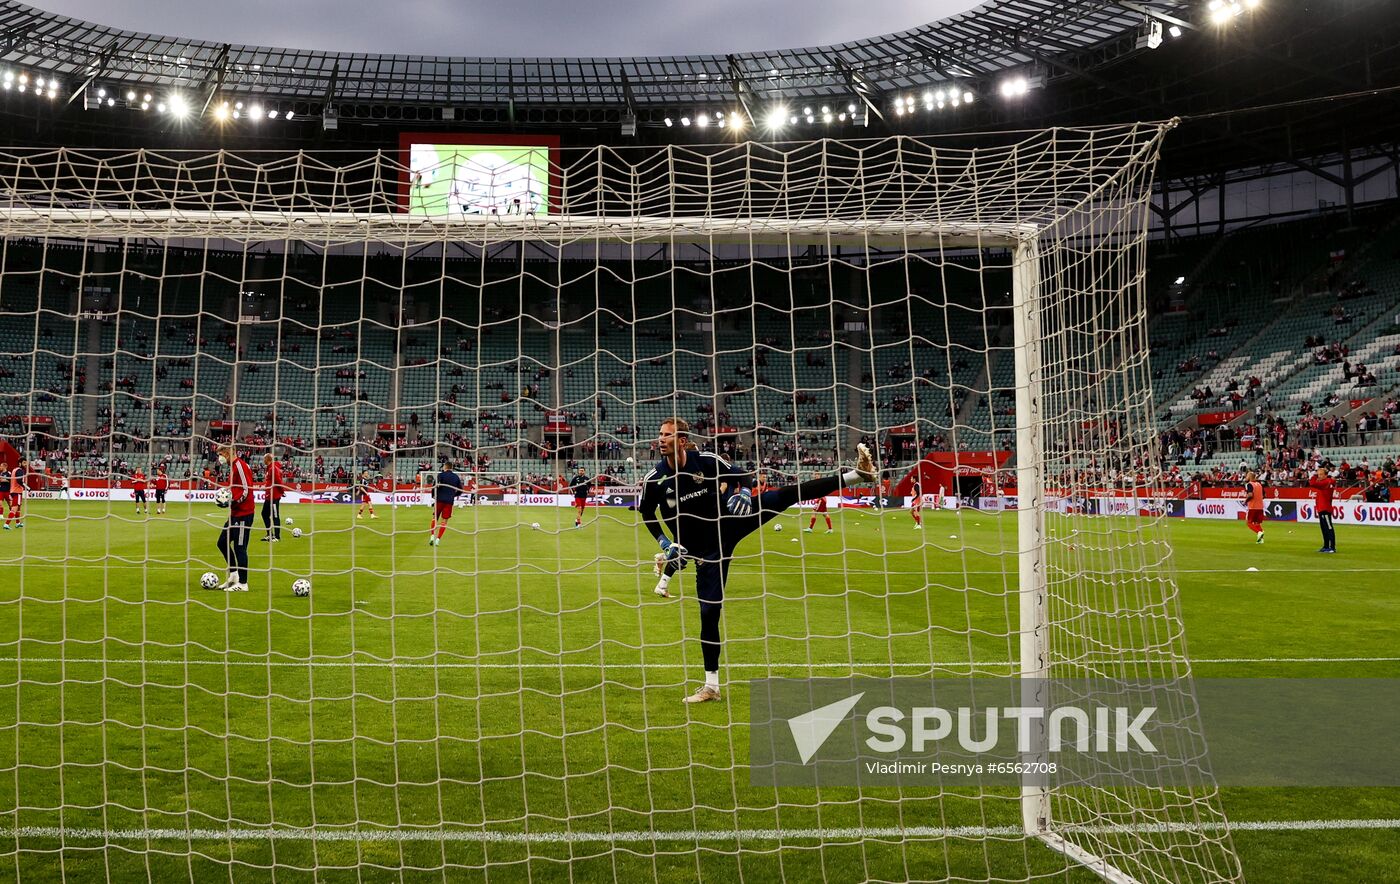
(33, 0, 984, 56)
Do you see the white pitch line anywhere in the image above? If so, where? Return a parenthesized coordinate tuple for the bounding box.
(0, 655, 1393, 671)
(4, 818, 1398, 845)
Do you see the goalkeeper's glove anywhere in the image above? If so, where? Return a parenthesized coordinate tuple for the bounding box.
(658, 537, 689, 571)
(727, 487, 753, 516)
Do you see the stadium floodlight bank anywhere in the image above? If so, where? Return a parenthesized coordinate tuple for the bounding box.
(0, 125, 1242, 882)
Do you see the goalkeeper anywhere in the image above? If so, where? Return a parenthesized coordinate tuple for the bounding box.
(638, 418, 875, 704)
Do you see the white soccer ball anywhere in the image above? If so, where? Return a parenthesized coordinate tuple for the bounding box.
(531, 522, 541, 530)
(292, 579, 311, 597)
(625, 456, 635, 465)
(292, 527, 303, 538)
(213, 487, 231, 507)
(199, 572, 220, 589)
(773, 523, 783, 533)
(285, 517, 294, 526)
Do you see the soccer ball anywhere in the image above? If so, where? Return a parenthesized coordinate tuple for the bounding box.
(292, 527, 303, 538)
(625, 456, 635, 466)
(292, 579, 311, 597)
(213, 487, 231, 507)
(199, 572, 220, 589)
(773, 523, 783, 533)
(531, 522, 541, 530)
(285, 517, 294, 526)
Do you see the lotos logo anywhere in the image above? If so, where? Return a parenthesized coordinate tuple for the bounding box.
(1354, 507, 1368, 523)
(73, 490, 110, 499)
(1299, 504, 1313, 521)
(1196, 503, 1226, 515)
(1367, 505, 1400, 524)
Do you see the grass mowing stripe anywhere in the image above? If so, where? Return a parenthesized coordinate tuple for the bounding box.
(0, 656, 1394, 669)
(5, 819, 1398, 845)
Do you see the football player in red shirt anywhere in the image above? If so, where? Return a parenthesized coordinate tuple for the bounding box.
(1244, 471, 1265, 544)
(132, 469, 148, 515)
(211, 445, 256, 591)
(4, 459, 24, 529)
(804, 472, 833, 534)
(1308, 465, 1337, 553)
(153, 467, 169, 515)
(261, 453, 286, 541)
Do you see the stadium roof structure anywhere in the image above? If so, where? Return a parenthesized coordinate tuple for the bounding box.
(0, 0, 1171, 113)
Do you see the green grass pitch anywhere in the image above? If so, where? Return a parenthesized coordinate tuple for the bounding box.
(0, 499, 1396, 882)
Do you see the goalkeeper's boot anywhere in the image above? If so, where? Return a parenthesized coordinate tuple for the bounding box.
(428, 536, 439, 547)
(853, 443, 877, 483)
(219, 572, 238, 590)
(1255, 532, 1264, 544)
(825, 529, 834, 534)
(803, 527, 814, 533)
(227, 582, 249, 593)
(683, 685, 721, 704)
(356, 513, 363, 520)
(370, 513, 377, 519)
(1, 524, 9, 531)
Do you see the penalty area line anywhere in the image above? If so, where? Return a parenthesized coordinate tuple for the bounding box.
(4, 818, 1399, 845)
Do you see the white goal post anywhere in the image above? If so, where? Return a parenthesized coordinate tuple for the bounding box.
(0, 127, 1241, 883)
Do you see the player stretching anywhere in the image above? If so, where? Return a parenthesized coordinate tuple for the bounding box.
(153, 467, 168, 515)
(910, 477, 925, 530)
(3, 460, 23, 529)
(355, 470, 377, 519)
(571, 468, 591, 528)
(211, 445, 255, 592)
(1309, 465, 1337, 554)
(638, 418, 876, 703)
(428, 462, 464, 546)
(804, 473, 833, 533)
(0, 460, 12, 530)
(132, 469, 148, 514)
(1244, 471, 1265, 544)
(260, 453, 285, 542)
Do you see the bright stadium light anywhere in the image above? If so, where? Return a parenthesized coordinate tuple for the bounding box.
(168, 94, 189, 118)
(963, 90, 975, 104)
(213, 102, 230, 121)
(126, 90, 136, 101)
(1169, 24, 1184, 37)
(1000, 76, 1030, 98)
(249, 104, 262, 118)
(268, 109, 279, 119)
(680, 116, 691, 126)
(696, 112, 710, 127)
(96, 87, 105, 97)
(822, 112, 832, 123)
(663, 117, 673, 127)
(766, 106, 787, 129)
(728, 111, 745, 132)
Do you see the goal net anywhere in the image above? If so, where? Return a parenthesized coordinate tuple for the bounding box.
(0, 131, 1240, 882)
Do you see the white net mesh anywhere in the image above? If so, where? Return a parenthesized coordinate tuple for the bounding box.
(0, 129, 1240, 882)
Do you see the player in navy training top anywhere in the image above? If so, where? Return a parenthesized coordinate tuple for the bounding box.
(429, 463, 465, 546)
(571, 468, 592, 529)
(637, 417, 876, 704)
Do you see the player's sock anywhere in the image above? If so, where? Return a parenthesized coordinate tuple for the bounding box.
(704, 670, 720, 691)
(436, 525, 446, 539)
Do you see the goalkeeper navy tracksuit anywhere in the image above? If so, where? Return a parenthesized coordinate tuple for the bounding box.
(638, 449, 847, 674)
